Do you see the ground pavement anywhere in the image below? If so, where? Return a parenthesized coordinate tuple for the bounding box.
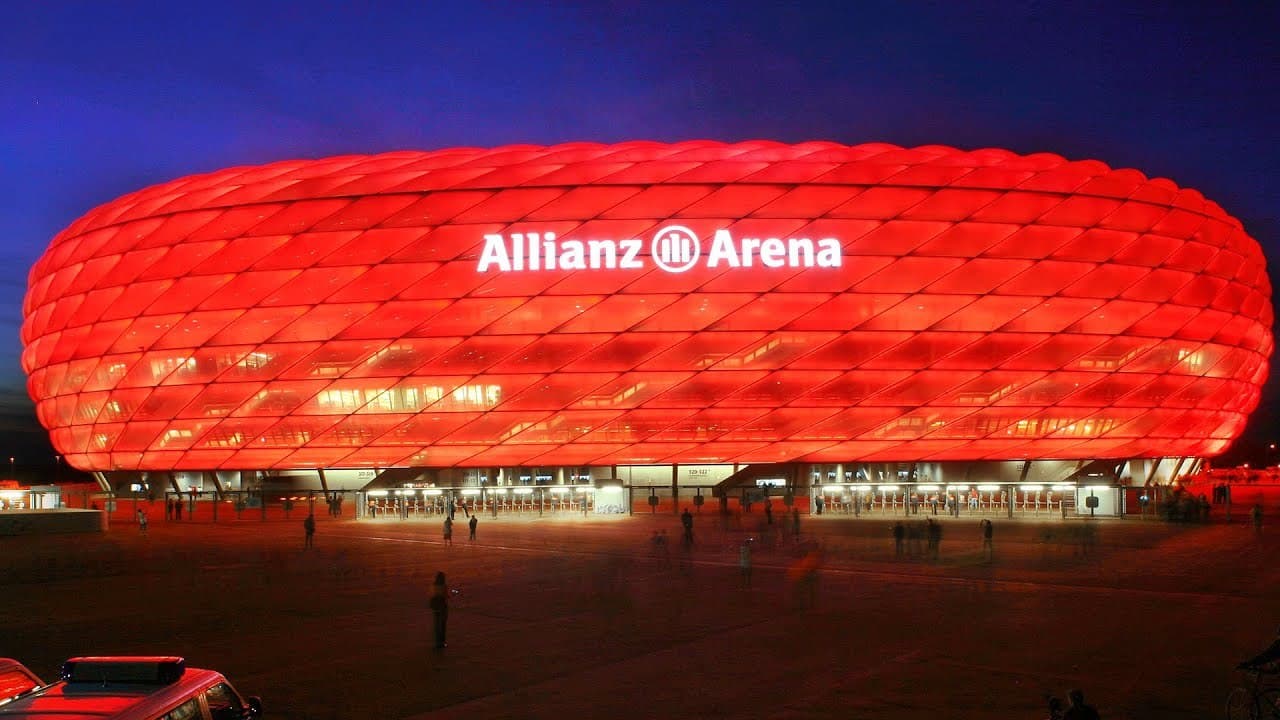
(2, 509, 1276, 719)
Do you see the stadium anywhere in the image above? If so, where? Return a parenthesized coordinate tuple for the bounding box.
(19, 141, 1273, 517)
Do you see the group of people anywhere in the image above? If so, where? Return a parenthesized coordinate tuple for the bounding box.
(442, 513, 479, 545)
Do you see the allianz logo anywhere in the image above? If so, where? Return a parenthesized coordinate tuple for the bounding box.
(477, 225, 842, 273)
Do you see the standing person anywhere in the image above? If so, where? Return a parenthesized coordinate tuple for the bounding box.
(175, 498, 182, 521)
(893, 521, 905, 557)
(136, 508, 148, 535)
(165, 498, 173, 521)
(303, 513, 315, 549)
(430, 571, 449, 649)
(681, 507, 694, 546)
(926, 518, 940, 560)
(468, 513, 478, 541)
(764, 500, 773, 525)
(739, 539, 753, 588)
(443, 516, 453, 546)
(791, 507, 801, 538)
(1252, 503, 1264, 537)
(1061, 688, 1100, 720)
(981, 519, 993, 561)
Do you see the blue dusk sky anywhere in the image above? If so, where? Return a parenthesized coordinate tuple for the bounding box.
(1, 1, 1277, 466)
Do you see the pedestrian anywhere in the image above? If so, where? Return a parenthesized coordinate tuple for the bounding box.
(815, 495, 824, 515)
(447, 496, 456, 521)
(430, 571, 449, 649)
(468, 513, 477, 541)
(764, 501, 773, 525)
(893, 521, 905, 557)
(1061, 688, 1100, 720)
(303, 513, 315, 548)
(1252, 504, 1263, 536)
(165, 498, 173, 521)
(739, 539, 753, 587)
(581, 493, 589, 515)
(136, 508, 148, 535)
(443, 516, 453, 546)
(791, 507, 801, 537)
(981, 519, 993, 561)
(681, 507, 694, 545)
(926, 517, 941, 560)
(175, 498, 182, 520)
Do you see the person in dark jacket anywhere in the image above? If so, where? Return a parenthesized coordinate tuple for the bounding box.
(430, 571, 449, 649)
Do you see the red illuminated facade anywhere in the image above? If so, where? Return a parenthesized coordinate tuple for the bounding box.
(21, 141, 1272, 472)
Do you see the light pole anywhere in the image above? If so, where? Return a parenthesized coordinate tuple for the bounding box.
(8, 456, 13, 481)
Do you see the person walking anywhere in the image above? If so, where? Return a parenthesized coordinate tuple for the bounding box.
(681, 507, 694, 546)
(430, 571, 449, 649)
(764, 500, 773, 525)
(443, 516, 453, 546)
(791, 507, 801, 538)
(468, 513, 478, 541)
(1061, 688, 1100, 719)
(1252, 503, 1263, 537)
(980, 519, 993, 561)
(303, 513, 315, 549)
(136, 508, 148, 535)
(893, 521, 905, 557)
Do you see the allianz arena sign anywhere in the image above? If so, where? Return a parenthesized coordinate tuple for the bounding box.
(478, 226, 844, 273)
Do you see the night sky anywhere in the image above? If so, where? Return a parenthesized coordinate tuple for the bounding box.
(2, 1, 1277, 469)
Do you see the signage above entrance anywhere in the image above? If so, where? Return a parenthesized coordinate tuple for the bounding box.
(477, 225, 843, 273)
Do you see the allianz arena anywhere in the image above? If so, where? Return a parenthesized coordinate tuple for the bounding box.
(20, 141, 1273, 513)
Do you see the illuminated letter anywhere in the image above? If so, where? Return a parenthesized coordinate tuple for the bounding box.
(512, 233, 525, 270)
(760, 238, 785, 268)
(816, 238, 842, 268)
(543, 232, 557, 270)
(788, 238, 814, 266)
(740, 237, 762, 267)
(706, 229, 739, 268)
(528, 232, 541, 270)
(619, 239, 643, 269)
(478, 234, 512, 272)
(560, 239, 586, 270)
(588, 240, 616, 269)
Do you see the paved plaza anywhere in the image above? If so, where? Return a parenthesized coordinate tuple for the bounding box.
(3, 509, 1277, 719)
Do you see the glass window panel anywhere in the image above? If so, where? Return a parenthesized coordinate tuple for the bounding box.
(481, 296, 605, 335)
(201, 342, 319, 383)
(1066, 300, 1157, 335)
(291, 379, 400, 415)
(307, 415, 410, 447)
(638, 332, 762, 371)
(499, 373, 618, 411)
(197, 234, 293, 273)
(869, 370, 980, 405)
(795, 369, 913, 406)
(248, 416, 343, 448)
(440, 411, 554, 444)
(998, 297, 1099, 333)
(93, 249, 171, 290)
(574, 408, 692, 443)
(193, 417, 279, 449)
(857, 295, 975, 331)
(1126, 304, 1200, 338)
(1061, 374, 1157, 406)
(405, 298, 525, 336)
(135, 241, 228, 282)
(663, 442, 770, 464)
(789, 331, 912, 370)
(196, 270, 299, 311)
(651, 407, 766, 442)
(379, 191, 494, 228)
(711, 294, 832, 332)
(336, 300, 455, 341)
(644, 370, 769, 408)
(344, 337, 463, 378)
(995, 372, 1103, 406)
(270, 303, 380, 342)
(1115, 374, 1195, 407)
(129, 385, 203, 421)
(793, 407, 904, 441)
(410, 336, 529, 374)
(571, 372, 694, 409)
(147, 419, 221, 451)
(925, 259, 1035, 295)
(486, 334, 610, 373)
(230, 380, 328, 417)
(719, 407, 842, 442)
(374, 412, 482, 445)
(719, 370, 843, 407)
(389, 224, 501, 265)
(326, 263, 439, 304)
(249, 231, 362, 271)
(632, 294, 756, 332)
(205, 307, 309, 346)
(279, 340, 389, 379)
(316, 227, 428, 267)
(310, 193, 421, 230)
(177, 382, 266, 419)
(559, 333, 684, 372)
(862, 332, 983, 369)
(422, 374, 543, 412)
(999, 334, 1107, 371)
(450, 188, 564, 223)
(713, 332, 841, 370)
(151, 310, 243, 351)
(65, 286, 126, 327)
(506, 410, 626, 444)
(258, 266, 367, 307)
(99, 279, 175, 321)
(555, 295, 678, 334)
(829, 188, 933, 222)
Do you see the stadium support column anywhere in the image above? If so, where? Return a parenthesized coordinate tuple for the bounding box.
(204, 470, 224, 500)
(672, 464, 679, 514)
(167, 472, 180, 494)
(1144, 458, 1163, 487)
(1014, 461, 1030, 518)
(1169, 457, 1187, 485)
